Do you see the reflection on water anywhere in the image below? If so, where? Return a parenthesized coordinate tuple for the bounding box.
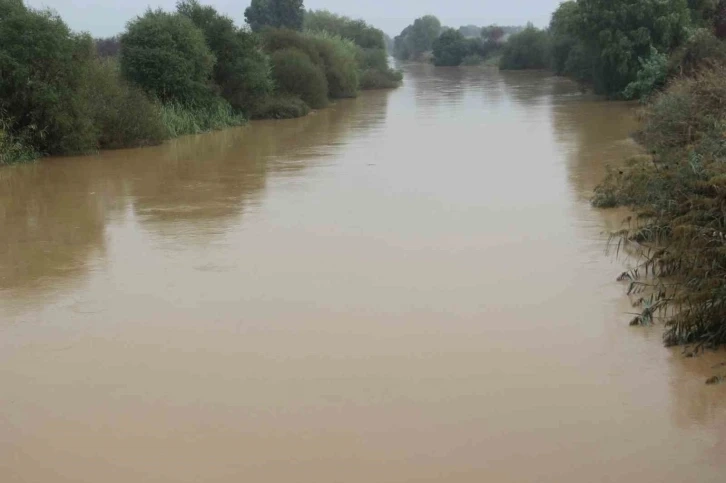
(1, 65, 724, 483)
(0, 94, 387, 297)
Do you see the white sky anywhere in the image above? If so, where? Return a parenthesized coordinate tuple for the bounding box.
(26, 0, 564, 37)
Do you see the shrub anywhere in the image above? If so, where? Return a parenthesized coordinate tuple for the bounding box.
(269, 48, 328, 108)
(251, 95, 310, 119)
(623, 48, 669, 100)
(308, 31, 359, 98)
(668, 28, 726, 77)
(160, 98, 245, 137)
(0, 0, 98, 155)
(0, 114, 38, 165)
(120, 9, 216, 105)
(499, 24, 550, 70)
(88, 59, 167, 149)
(461, 54, 484, 66)
(177, 0, 273, 114)
(261, 27, 323, 64)
(359, 68, 402, 89)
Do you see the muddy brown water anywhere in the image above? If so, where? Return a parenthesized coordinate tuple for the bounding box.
(1, 64, 725, 482)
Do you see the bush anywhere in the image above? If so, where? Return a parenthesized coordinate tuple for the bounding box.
(0, 114, 38, 165)
(269, 48, 328, 108)
(0, 0, 98, 155)
(251, 95, 310, 119)
(461, 54, 484, 66)
(308, 31, 359, 98)
(160, 98, 246, 137)
(668, 28, 726, 77)
(177, 0, 273, 114)
(120, 9, 216, 105)
(499, 24, 550, 70)
(623, 48, 669, 100)
(261, 27, 323, 64)
(359, 68, 403, 89)
(89, 59, 167, 149)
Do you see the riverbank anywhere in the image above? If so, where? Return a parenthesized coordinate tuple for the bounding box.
(0, 0, 401, 166)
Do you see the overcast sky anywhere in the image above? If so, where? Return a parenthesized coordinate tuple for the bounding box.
(25, 0, 563, 37)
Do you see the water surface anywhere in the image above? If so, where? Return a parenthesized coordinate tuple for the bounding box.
(1, 64, 725, 483)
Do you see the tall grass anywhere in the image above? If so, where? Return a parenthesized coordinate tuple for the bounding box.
(160, 100, 246, 137)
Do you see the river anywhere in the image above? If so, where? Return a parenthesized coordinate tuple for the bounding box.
(1, 64, 725, 482)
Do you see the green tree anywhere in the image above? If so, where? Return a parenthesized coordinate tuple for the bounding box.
(304, 10, 385, 50)
(432, 28, 468, 66)
(120, 9, 215, 104)
(499, 24, 550, 70)
(393, 15, 441, 60)
(576, 0, 691, 95)
(176, 0, 272, 113)
(245, 0, 304, 32)
(0, 0, 97, 154)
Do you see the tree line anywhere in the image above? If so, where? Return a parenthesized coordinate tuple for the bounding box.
(0, 0, 402, 165)
(393, 15, 522, 66)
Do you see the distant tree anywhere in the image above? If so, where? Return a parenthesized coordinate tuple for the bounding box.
(481, 25, 505, 43)
(458, 25, 482, 38)
(245, 0, 304, 32)
(499, 24, 550, 70)
(393, 15, 441, 60)
(95, 36, 120, 57)
(120, 9, 215, 104)
(176, 0, 272, 113)
(432, 28, 468, 66)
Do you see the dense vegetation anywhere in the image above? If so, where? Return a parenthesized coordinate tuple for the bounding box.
(0, 0, 401, 165)
(571, 1, 726, 349)
(394, 17, 520, 67)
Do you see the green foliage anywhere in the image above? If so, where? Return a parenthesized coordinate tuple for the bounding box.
(307, 31, 359, 98)
(394, 15, 442, 60)
(160, 98, 245, 137)
(304, 10, 385, 49)
(359, 68, 403, 89)
(245, 0, 304, 32)
(623, 48, 669, 100)
(120, 9, 215, 105)
(574, 0, 691, 95)
(88, 59, 168, 149)
(269, 48, 328, 108)
(0, 0, 98, 155)
(499, 24, 550, 70)
(0, 113, 38, 165)
(668, 28, 726, 76)
(250, 95, 310, 119)
(177, 0, 273, 114)
(461, 54, 485, 66)
(593, 66, 726, 347)
(432, 28, 469, 66)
